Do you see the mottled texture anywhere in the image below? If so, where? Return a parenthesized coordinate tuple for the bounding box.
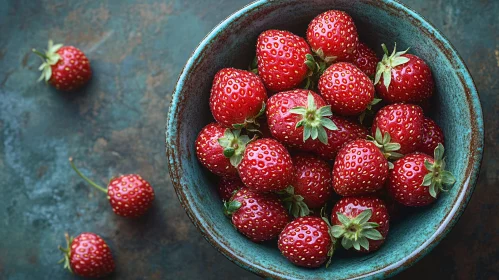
(0, 1, 496, 280)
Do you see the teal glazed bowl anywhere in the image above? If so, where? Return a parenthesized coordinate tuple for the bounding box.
(166, 0, 484, 279)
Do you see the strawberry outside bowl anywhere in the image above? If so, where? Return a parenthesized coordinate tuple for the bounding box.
(165, 0, 484, 279)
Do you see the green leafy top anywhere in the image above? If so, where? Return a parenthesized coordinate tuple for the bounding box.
(223, 200, 242, 216)
(277, 186, 310, 218)
(218, 129, 252, 167)
(421, 143, 456, 198)
(32, 40, 63, 82)
(302, 53, 327, 90)
(313, 48, 337, 65)
(58, 233, 74, 273)
(368, 127, 404, 169)
(232, 102, 266, 133)
(331, 209, 383, 251)
(374, 43, 410, 91)
(359, 97, 382, 124)
(289, 92, 338, 145)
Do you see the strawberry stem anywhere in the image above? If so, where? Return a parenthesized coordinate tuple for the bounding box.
(32, 49, 48, 60)
(69, 157, 108, 193)
(59, 233, 73, 273)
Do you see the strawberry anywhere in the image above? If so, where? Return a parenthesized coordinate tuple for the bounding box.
(419, 117, 444, 155)
(210, 68, 267, 129)
(332, 139, 389, 196)
(70, 158, 155, 218)
(352, 42, 378, 77)
(33, 40, 91, 91)
(237, 138, 294, 192)
(387, 144, 456, 206)
(371, 103, 424, 154)
(279, 155, 333, 217)
(331, 196, 389, 252)
(266, 89, 337, 151)
(374, 43, 434, 104)
(318, 62, 375, 116)
(306, 10, 359, 63)
(278, 216, 334, 268)
(256, 30, 314, 92)
(195, 123, 250, 178)
(224, 188, 290, 242)
(59, 232, 114, 278)
(217, 177, 244, 201)
(315, 116, 368, 161)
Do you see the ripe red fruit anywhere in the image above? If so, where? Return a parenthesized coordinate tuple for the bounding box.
(387, 144, 456, 206)
(59, 232, 114, 278)
(315, 116, 368, 160)
(225, 188, 290, 242)
(195, 123, 250, 178)
(70, 159, 155, 218)
(278, 216, 334, 268)
(33, 40, 91, 91)
(217, 177, 244, 201)
(256, 29, 313, 92)
(331, 196, 389, 252)
(266, 89, 337, 151)
(372, 103, 424, 154)
(352, 42, 378, 77)
(419, 117, 444, 155)
(210, 68, 267, 128)
(306, 10, 359, 63)
(374, 43, 434, 103)
(333, 139, 389, 196)
(279, 155, 333, 216)
(318, 62, 375, 116)
(238, 138, 294, 192)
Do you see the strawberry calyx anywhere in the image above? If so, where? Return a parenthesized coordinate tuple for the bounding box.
(232, 102, 266, 132)
(32, 40, 63, 82)
(248, 56, 258, 75)
(69, 157, 108, 194)
(277, 186, 310, 218)
(289, 92, 338, 145)
(218, 129, 252, 167)
(359, 97, 382, 124)
(422, 143, 456, 198)
(58, 233, 74, 273)
(368, 127, 403, 168)
(320, 207, 336, 268)
(374, 43, 410, 91)
(313, 48, 337, 65)
(223, 200, 242, 216)
(303, 54, 327, 90)
(331, 209, 383, 251)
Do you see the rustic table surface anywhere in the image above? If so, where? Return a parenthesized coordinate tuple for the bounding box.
(0, 0, 497, 279)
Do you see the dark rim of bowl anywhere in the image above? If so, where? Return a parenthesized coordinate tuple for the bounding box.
(165, 0, 484, 279)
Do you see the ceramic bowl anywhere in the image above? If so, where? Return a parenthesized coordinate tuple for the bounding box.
(166, 0, 483, 278)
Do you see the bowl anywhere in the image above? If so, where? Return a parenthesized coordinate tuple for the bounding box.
(165, 0, 484, 278)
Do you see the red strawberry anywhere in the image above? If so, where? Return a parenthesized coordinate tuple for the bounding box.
(374, 43, 434, 103)
(70, 159, 155, 218)
(210, 68, 267, 129)
(333, 139, 389, 196)
(59, 232, 114, 278)
(195, 123, 250, 178)
(331, 196, 389, 252)
(419, 117, 444, 155)
(278, 216, 334, 268)
(237, 138, 294, 192)
(217, 177, 244, 201)
(33, 40, 91, 91)
(256, 30, 313, 92)
(306, 10, 359, 63)
(225, 188, 290, 242)
(371, 103, 424, 154)
(318, 62, 375, 116)
(352, 42, 378, 77)
(315, 116, 368, 160)
(266, 89, 336, 151)
(387, 144, 456, 206)
(279, 155, 333, 217)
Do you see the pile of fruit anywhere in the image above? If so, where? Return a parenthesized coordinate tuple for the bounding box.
(195, 10, 456, 268)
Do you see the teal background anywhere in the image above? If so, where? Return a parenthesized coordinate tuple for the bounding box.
(0, 0, 496, 279)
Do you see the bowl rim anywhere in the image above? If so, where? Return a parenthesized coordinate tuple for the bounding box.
(166, 0, 484, 279)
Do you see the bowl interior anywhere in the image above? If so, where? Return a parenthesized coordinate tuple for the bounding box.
(166, 0, 483, 279)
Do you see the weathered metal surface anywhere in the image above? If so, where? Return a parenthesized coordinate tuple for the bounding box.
(0, 0, 496, 279)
